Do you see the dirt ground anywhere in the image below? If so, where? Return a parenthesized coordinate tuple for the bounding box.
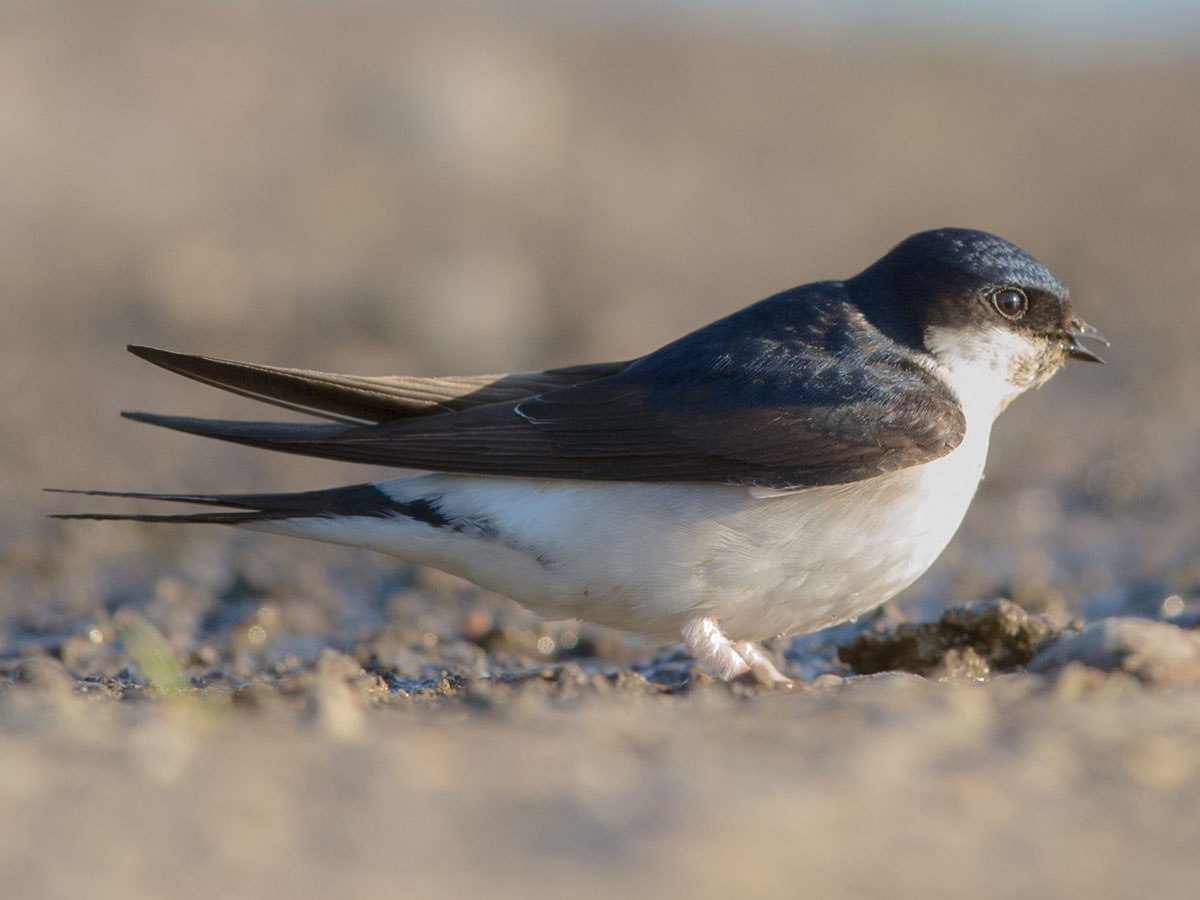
(3, 3, 1200, 898)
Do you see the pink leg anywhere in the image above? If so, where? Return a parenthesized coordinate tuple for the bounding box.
(734, 641, 794, 686)
(681, 617, 750, 680)
(682, 618, 794, 686)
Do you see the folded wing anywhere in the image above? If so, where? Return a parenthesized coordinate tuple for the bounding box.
(121, 286, 966, 490)
(127, 345, 627, 425)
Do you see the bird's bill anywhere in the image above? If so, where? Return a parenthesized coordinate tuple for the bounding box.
(1062, 318, 1109, 363)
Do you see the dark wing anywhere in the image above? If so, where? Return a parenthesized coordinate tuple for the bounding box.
(123, 284, 966, 490)
(127, 345, 628, 425)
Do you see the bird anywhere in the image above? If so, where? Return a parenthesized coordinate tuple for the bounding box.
(53, 228, 1107, 684)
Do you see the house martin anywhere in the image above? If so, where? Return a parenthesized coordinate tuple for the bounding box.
(53, 228, 1107, 684)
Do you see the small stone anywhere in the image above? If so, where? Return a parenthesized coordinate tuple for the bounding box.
(838, 597, 1059, 677)
(930, 646, 991, 682)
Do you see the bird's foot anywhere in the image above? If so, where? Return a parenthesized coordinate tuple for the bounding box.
(682, 617, 794, 687)
(734, 641, 795, 688)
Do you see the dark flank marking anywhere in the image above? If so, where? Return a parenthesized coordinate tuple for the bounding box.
(284, 484, 417, 519)
(397, 497, 554, 567)
(358, 497, 555, 567)
(391, 496, 452, 529)
(394, 494, 495, 537)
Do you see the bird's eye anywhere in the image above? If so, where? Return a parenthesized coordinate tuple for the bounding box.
(990, 287, 1029, 321)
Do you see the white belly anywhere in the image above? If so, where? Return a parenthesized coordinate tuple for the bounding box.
(260, 426, 991, 642)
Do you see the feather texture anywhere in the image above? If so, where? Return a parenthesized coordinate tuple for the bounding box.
(121, 283, 966, 489)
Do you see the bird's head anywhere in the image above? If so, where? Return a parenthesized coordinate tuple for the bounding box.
(853, 227, 1107, 419)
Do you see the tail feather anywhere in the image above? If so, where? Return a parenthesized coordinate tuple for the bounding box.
(49, 509, 283, 524)
(47, 482, 416, 525)
(46, 487, 288, 510)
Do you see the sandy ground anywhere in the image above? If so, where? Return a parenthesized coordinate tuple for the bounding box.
(3, 3, 1200, 898)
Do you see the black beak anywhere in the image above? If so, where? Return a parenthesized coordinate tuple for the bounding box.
(1062, 318, 1109, 364)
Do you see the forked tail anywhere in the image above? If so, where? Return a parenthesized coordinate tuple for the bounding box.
(47, 483, 418, 526)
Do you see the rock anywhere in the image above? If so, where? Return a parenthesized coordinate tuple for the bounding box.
(1029, 618, 1200, 686)
(838, 598, 1060, 679)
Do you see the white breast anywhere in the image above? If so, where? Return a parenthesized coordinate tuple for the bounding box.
(259, 418, 988, 643)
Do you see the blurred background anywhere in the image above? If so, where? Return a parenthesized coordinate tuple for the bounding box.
(3, 3, 1200, 899)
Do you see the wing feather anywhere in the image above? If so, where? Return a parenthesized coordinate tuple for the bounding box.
(127, 345, 626, 424)
(120, 284, 966, 489)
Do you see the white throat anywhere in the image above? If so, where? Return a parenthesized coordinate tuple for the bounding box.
(923, 324, 1040, 428)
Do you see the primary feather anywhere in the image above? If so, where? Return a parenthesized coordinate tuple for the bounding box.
(127, 344, 626, 425)
(120, 282, 965, 490)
